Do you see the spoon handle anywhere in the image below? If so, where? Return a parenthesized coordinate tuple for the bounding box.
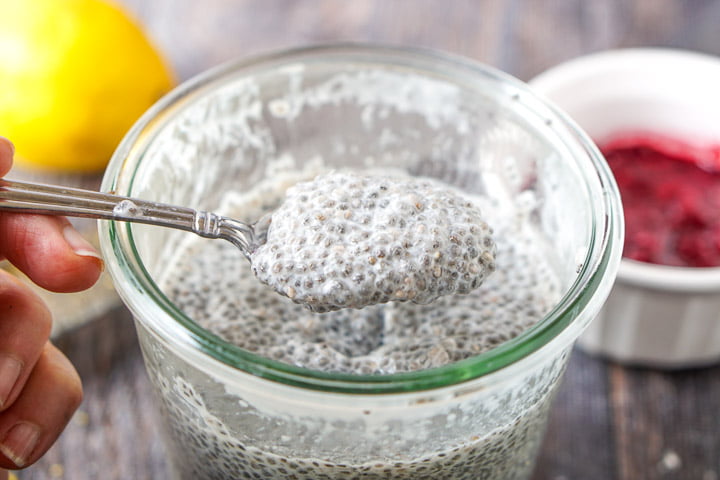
(0, 178, 256, 255)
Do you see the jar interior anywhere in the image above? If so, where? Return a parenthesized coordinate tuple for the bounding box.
(108, 49, 607, 386)
(127, 61, 591, 287)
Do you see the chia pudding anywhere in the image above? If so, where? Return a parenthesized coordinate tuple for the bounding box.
(251, 171, 496, 312)
(150, 167, 565, 479)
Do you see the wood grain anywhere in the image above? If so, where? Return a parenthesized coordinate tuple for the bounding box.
(13, 0, 720, 478)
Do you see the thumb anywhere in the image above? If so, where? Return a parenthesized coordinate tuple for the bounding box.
(0, 137, 14, 177)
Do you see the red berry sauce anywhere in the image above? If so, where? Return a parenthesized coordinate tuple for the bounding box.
(602, 134, 720, 267)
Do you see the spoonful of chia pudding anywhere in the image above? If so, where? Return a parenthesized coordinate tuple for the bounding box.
(0, 171, 496, 312)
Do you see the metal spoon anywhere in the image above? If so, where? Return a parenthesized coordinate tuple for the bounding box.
(0, 178, 270, 260)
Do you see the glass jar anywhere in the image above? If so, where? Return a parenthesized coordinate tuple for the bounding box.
(99, 45, 623, 480)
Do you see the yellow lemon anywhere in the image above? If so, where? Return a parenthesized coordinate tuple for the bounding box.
(0, 0, 175, 172)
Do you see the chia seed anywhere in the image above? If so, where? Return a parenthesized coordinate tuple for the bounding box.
(251, 172, 496, 312)
(157, 168, 563, 480)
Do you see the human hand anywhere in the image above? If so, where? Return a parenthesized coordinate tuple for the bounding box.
(0, 137, 103, 476)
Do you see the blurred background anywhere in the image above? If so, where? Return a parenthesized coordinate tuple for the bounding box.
(3, 0, 720, 479)
(123, 0, 720, 82)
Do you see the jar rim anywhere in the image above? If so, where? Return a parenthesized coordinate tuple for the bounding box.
(100, 43, 623, 394)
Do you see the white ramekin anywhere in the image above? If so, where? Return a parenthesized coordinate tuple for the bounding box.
(530, 48, 720, 368)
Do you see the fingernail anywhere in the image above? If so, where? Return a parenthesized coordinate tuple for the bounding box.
(62, 225, 104, 268)
(0, 355, 22, 409)
(0, 137, 14, 156)
(0, 422, 40, 468)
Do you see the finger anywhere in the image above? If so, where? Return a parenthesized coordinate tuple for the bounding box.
(0, 214, 103, 292)
(0, 137, 13, 177)
(0, 270, 52, 411)
(0, 343, 82, 469)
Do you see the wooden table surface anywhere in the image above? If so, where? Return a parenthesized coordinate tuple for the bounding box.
(15, 1, 720, 478)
